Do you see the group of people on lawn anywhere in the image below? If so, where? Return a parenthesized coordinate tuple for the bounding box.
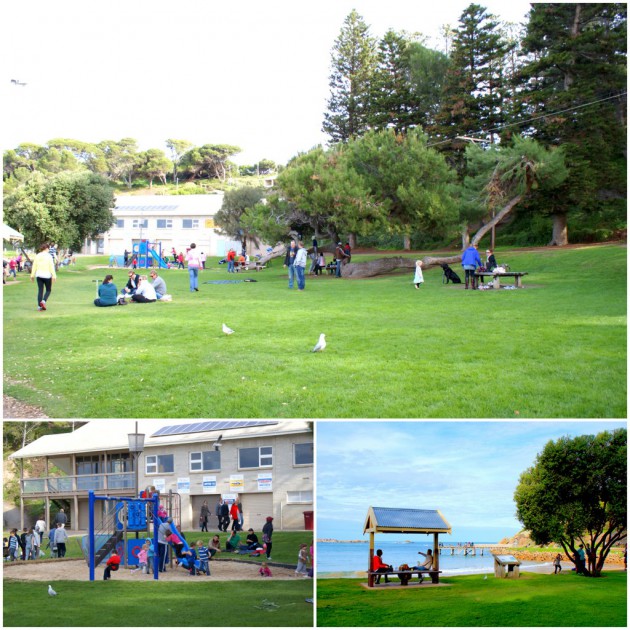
(94, 269, 169, 306)
(5, 509, 69, 561)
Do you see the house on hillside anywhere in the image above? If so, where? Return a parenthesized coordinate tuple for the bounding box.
(82, 194, 266, 259)
(7, 420, 313, 532)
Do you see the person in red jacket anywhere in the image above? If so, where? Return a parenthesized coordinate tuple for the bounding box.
(104, 552, 121, 580)
(372, 549, 392, 584)
(230, 501, 241, 531)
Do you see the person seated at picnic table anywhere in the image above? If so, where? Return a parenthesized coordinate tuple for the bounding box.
(413, 548, 434, 582)
(485, 249, 498, 271)
(372, 549, 393, 584)
(131, 275, 157, 303)
(94, 274, 118, 307)
(122, 270, 140, 296)
(149, 270, 167, 299)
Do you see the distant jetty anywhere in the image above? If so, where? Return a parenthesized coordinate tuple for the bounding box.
(317, 539, 368, 543)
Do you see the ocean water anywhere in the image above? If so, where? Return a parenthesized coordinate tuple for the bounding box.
(317, 541, 549, 577)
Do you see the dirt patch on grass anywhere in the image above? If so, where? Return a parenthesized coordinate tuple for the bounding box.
(3, 558, 305, 582)
(3, 394, 50, 419)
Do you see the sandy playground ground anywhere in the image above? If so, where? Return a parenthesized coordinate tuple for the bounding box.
(3, 557, 304, 582)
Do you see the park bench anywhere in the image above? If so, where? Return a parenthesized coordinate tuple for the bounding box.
(254, 261, 267, 271)
(368, 569, 442, 587)
(474, 271, 528, 289)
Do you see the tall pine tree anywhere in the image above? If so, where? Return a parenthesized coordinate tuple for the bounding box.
(322, 10, 378, 143)
(516, 3, 627, 245)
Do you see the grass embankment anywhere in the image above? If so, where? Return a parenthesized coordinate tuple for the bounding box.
(3, 244, 626, 417)
(316, 572, 627, 627)
(4, 579, 313, 626)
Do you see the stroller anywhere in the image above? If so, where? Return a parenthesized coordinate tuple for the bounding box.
(441, 263, 462, 284)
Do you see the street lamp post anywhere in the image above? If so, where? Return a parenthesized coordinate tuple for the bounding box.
(127, 422, 145, 499)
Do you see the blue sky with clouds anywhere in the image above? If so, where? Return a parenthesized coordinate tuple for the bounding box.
(316, 421, 627, 543)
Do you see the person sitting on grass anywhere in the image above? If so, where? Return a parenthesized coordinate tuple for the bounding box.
(226, 530, 241, 552)
(149, 270, 167, 299)
(104, 552, 121, 580)
(208, 535, 222, 558)
(131, 276, 157, 303)
(372, 549, 393, 584)
(238, 528, 260, 551)
(94, 274, 118, 307)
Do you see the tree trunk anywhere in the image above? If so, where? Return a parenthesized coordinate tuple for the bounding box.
(342, 257, 416, 279)
(348, 233, 357, 248)
(549, 213, 569, 246)
(461, 227, 470, 250)
(257, 242, 287, 265)
(403, 234, 411, 251)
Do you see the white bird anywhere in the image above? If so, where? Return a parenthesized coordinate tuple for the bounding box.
(312, 333, 326, 352)
(48, 584, 57, 596)
(222, 323, 235, 335)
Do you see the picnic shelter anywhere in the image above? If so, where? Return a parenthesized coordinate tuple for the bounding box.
(363, 506, 452, 587)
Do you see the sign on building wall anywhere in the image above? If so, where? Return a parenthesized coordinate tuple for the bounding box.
(205, 219, 215, 228)
(202, 476, 217, 493)
(258, 472, 273, 491)
(153, 478, 166, 493)
(177, 477, 191, 494)
(230, 474, 244, 491)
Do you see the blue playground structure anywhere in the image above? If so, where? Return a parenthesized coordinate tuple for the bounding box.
(156, 515, 201, 572)
(132, 240, 169, 269)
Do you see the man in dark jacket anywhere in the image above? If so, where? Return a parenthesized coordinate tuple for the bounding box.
(219, 500, 230, 532)
(284, 240, 298, 289)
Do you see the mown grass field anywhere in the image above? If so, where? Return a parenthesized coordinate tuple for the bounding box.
(316, 571, 627, 626)
(3, 244, 626, 418)
(4, 579, 313, 626)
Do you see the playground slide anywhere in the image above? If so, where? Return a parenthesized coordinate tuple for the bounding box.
(158, 517, 201, 570)
(149, 248, 169, 268)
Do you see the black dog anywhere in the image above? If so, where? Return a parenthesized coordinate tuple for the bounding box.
(441, 263, 462, 284)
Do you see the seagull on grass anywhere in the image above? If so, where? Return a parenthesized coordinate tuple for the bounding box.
(48, 585, 57, 596)
(312, 333, 326, 352)
(222, 323, 235, 335)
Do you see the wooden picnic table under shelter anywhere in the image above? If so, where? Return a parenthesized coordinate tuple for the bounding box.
(363, 506, 452, 587)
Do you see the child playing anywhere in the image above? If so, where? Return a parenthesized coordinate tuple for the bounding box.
(145, 538, 155, 572)
(183, 541, 198, 576)
(104, 552, 121, 580)
(166, 531, 185, 559)
(296, 543, 309, 577)
(8, 530, 19, 562)
(196, 540, 211, 576)
(413, 260, 424, 289)
(133, 541, 150, 574)
(259, 562, 272, 577)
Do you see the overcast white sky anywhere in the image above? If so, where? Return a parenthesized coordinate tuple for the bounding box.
(317, 421, 627, 543)
(2, 0, 532, 165)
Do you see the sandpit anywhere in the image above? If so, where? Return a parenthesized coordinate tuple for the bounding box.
(3, 558, 303, 582)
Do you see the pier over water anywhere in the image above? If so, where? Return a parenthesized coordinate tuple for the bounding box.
(439, 544, 515, 556)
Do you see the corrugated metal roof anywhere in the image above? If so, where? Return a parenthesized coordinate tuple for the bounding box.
(373, 507, 448, 529)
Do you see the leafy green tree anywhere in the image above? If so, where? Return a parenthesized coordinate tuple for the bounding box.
(165, 138, 194, 184)
(97, 138, 139, 188)
(47, 138, 108, 174)
(138, 148, 172, 188)
(214, 186, 266, 252)
(322, 9, 378, 142)
(514, 428, 627, 577)
(4, 171, 115, 251)
(515, 3, 627, 245)
(180, 144, 242, 181)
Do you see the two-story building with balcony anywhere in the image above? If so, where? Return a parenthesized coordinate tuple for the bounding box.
(8, 420, 313, 532)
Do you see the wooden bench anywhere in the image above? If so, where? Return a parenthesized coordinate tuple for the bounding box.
(254, 262, 267, 271)
(474, 271, 528, 289)
(368, 569, 442, 587)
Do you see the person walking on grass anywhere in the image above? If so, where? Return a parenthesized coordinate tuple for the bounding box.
(294, 241, 308, 291)
(461, 243, 482, 290)
(262, 516, 274, 560)
(31, 243, 57, 311)
(54, 522, 68, 558)
(186, 243, 202, 292)
(413, 260, 424, 289)
(284, 239, 298, 288)
(296, 543, 309, 577)
(553, 553, 562, 574)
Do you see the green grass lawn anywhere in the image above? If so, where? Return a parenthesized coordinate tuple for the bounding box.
(316, 572, 627, 627)
(3, 579, 314, 626)
(3, 244, 626, 417)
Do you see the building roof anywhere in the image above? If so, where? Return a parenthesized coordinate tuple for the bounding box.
(363, 506, 452, 535)
(113, 194, 224, 217)
(9, 419, 311, 459)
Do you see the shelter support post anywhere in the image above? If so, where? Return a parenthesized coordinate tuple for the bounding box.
(368, 532, 375, 587)
(434, 532, 439, 572)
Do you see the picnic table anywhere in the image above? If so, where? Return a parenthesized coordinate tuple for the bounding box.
(368, 569, 442, 587)
(474, 271, 528, 289)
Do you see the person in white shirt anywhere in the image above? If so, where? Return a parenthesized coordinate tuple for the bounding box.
(131, 276, 157, 303)
(294, 241, 308, 291)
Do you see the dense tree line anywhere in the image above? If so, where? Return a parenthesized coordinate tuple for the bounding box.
(3, 137, 277, 193)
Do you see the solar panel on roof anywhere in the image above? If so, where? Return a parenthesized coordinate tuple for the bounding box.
(152, 420, 278, 437)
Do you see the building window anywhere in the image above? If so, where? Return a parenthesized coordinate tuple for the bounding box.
(238, 446, 273, 469)
(190, 451, 221, 472)
(145, 454, 174, 474)
(287, 490, 313, 504)
(116, 219, 125, 228)
(76, 455, 100, 475)
(132, 219, 148, 229)
(108, 453, 132, 473)
(182, 219, 199, 229)
(157, 219, 173, 229)
(294, 442, 313, 466)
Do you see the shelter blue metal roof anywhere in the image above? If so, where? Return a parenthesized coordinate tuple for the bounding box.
(364, 506, 451, 534)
